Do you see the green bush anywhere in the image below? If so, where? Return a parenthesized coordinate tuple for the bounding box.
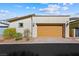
(3, 28, 16, 39)
(14, 33, 22, 41)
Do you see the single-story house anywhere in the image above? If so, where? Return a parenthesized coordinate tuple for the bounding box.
(0, 21, 9, 35)
(7, 14, 70, 38)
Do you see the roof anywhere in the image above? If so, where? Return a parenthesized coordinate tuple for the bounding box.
(7, 14, 70, 22)
(7, 14, 35, 22)
(35, 15, 70, 17)
(0, 22, 9, 27)
(70, 17, 79, 20)
(0, 21, 9, 25)
(70, 17, 79, 23)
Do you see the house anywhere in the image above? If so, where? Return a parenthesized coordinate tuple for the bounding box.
(8, 14, 70, 38)
(0, 21, 9, 35)
(69, 17, 79, 37)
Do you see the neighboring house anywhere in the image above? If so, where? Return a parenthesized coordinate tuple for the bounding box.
(0, 21, 9, 35)
(8, 14, 70, 38)
(69, 17, 79, 37)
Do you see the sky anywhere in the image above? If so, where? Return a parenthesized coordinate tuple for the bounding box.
(0, 3, 79, 20)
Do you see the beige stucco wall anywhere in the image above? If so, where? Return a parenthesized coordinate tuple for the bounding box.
(9, 15, 70, 38)
(9, 18, 32, 36)
(33, 16, 69, 23)
(32, 16, 70, 37)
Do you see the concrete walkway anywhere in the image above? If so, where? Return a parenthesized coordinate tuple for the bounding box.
(0, 37, 79, 44)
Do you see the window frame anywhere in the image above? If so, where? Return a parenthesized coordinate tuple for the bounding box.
(19, 23, 23, 28)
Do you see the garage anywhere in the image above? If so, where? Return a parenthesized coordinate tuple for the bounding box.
(37, 24, 65, 38)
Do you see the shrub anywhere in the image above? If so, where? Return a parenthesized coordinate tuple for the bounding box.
(14, 32, 22, 41)
(3, 28, 16, 39)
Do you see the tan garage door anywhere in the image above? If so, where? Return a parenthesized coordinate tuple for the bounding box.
(37, 24, 64, 37)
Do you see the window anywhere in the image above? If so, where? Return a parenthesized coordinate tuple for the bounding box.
(19, 23, 23, 28)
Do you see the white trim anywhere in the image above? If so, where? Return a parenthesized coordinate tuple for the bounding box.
(73, 29, 76, 37)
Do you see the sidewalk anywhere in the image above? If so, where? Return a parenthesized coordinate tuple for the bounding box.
(0, 37, 79, 44)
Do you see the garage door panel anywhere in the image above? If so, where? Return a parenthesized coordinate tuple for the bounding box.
(37, 25, 64, 37)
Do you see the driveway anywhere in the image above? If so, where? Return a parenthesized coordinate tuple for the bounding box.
(0, 37, 79, 44)
(33, 37, 79, 43)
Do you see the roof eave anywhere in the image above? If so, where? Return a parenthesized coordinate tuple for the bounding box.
(8, 14, 70, 22)
(7, 14, 35, 22)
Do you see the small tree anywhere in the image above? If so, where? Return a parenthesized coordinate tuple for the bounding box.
(3, 28, 16, 39)
(24, 29, 31, 41)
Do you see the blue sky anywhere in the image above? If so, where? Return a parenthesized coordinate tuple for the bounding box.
(0, 3, 79, 20)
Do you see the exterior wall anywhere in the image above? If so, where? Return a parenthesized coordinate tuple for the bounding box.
(32, 16, 70, 38)
(73, 29, 75, 37)
(9, 18, 32, 36)
(9, 16, 70, 38)
(65, 23, 69, 37)
(33, 16, 69, 23)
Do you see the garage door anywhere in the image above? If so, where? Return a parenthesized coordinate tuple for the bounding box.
(37, 24, 64, 37)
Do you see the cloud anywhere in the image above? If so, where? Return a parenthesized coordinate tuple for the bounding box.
(69, 3, 73, 5)
(0, 9, 10, 19)
(0, 13, 10, 20)
(26, 6, 36, 10)
(39, 4, 60, 14)
(63, 3, 73, 6)
(63, 3, 68, 6)
(39, 4, 71, 15)
(62, 6, 69, 11)
(0, 13, 6, 17)
(0, 13, 17, 20)
(0, 9, 17, 20)
(26, 6, 30, 9)
(15, 5, 22, 8)
(33, 7, 36, 9)
(70, 12, 79, 17)
(0, 10, 9, 13)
